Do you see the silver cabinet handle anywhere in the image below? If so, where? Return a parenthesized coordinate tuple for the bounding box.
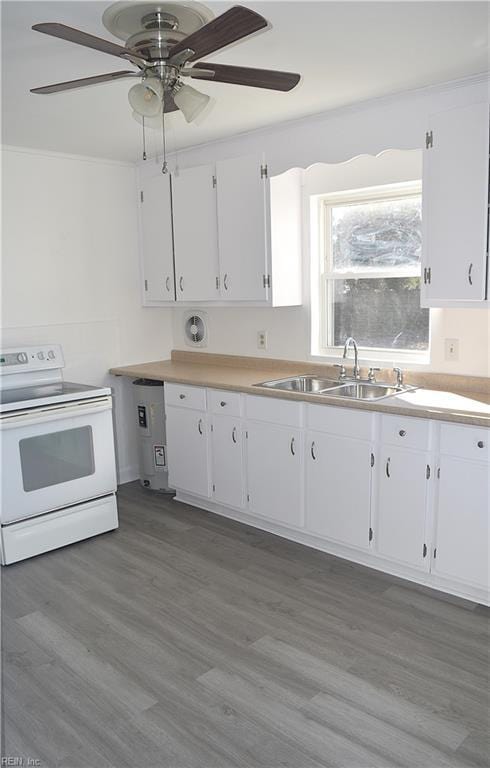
(386, 457, 391, 478)
(399, 429, 406, 437)
(220, 401, 226, 407)
(311, 441, 316, 460)
(477, 440, 485, 448)
(179, 394, 186, 399)
(165, 276, 171, 292)
(232, 427, 237, 444)
(468, 263, 473, 285)
(198, 418, 203, 435)
(179, 276, 184, 292)
(223, 273, 228, 291)
(290, 437, 296, 456)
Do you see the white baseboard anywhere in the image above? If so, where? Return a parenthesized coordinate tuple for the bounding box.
(175, 490, 489, 607)
(117, 465, 139, 485)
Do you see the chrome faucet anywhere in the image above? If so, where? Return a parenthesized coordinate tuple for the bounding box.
(343, 337, 361, 379)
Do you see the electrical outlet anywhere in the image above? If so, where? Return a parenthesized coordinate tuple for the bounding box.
(445, 338, 459, 361)
(257, 331, 267, 350)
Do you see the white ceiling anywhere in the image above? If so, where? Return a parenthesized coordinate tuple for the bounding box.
(2, 1, 489, 161)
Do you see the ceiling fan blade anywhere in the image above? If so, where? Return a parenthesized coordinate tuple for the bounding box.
(190, 63, 300, 91)
(30, 70, 138, 94)
(32, 23, 145, 64)
(169, 6, 268, 63)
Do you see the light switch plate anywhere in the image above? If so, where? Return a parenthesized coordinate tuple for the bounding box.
(444, 338, 459, 361)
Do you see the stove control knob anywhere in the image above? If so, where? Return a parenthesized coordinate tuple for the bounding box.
(37, 351, 45, 360)
(47, 350, 55, 359)
(17, 353, 28, 363)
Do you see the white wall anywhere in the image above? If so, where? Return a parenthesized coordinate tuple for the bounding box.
(1, 147, 173, 481)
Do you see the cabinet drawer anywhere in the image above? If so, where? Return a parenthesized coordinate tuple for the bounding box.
(208, 389, 242, 417)
(306, 404, 374, 441)
(164, 382, 206, 411)
(440, 423, 489, 462)
(380, 414, 431, 450)
(245, 395, 302, 427)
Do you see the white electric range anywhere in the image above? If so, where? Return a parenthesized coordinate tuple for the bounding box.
(0, 344, 118, 564)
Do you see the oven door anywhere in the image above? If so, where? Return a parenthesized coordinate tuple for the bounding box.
(0, 397, 117, 524)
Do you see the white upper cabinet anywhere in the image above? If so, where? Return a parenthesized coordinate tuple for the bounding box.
(422, 101, 490, 307)
(138, 155, 302, 307)
(172, 164, 220, 302)
(215, 157, 302, 305)
(216, 154, 271, 302)
(139, 173, 175, 304)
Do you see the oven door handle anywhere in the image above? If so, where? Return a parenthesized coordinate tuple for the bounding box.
(0, 397, 112, 430)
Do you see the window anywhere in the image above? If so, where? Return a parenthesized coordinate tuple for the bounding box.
(318, 182, 430, 359)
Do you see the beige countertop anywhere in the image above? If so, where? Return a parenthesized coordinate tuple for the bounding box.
(110, 351, 490, 428)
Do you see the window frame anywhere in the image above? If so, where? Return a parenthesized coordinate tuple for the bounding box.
(317, 180, 430, 364)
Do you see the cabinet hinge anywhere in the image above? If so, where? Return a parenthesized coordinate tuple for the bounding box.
(212, 484, 215, 492)
(144, 279, 148, 292)
(425, 130, 433, 149)
(212, 175, 217, 188)
(260, 164, 268, 179)
(370, 452, 375, 468)
(426, 464, 431, 480)
(247, 493, 250, 502)
(210, 424, 214, 432)
(369, 527, 373, 542)
(263, 274, 271, 289)
(433, 547, 437, 559)
(423, 543, 428, 558)
(245, 430, 248, 439)
(437, 467, 440, 479)
(423, 267, 432, 285)
(140, 190, 144, 203)
(215, 276, 220, 290)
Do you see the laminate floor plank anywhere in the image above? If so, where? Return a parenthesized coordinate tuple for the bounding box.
(2, 481, 488, 768)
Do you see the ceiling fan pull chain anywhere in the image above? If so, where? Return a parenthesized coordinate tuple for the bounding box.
(142, 116, 147, 161)
(161, 99, 168, 175)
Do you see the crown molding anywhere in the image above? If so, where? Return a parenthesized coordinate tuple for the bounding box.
(1, 144, 134, 168)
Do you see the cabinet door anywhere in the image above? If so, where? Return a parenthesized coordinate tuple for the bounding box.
(306, 432, 372, 549)
(375, 447, 430, 570)
(172, 164, 219, 302)
(434, 456, 489, 590)
(216, 154, 270, 301)
(139, 173, 175, 303)
(166, 407, 210, 497)
(211, 416, 245, 509)
(422, 102, 489, 306)
(246, 421, 302, 527)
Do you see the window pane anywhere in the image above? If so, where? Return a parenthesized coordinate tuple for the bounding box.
(19, 426, 95, 492)
(331, 195, 421, 271)
(330, 277, 429, 350)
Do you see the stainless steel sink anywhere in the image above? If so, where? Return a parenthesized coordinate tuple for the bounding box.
(255, 375, 342, 393)
(255, 375, 413, 401)
(326, 382, 406, 400)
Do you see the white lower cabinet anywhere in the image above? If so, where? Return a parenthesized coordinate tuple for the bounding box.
(246, 421, 303, 527)
(432, 423, 489, 592)
(165, 405, 210, 498)
(164, 383, 489, 603)
(306, 432, 373, 549)
(211, 415, 245, 509)
(375, 446, 431, 570)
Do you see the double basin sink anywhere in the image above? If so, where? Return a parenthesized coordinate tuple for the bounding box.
(255, 375, 411, 401)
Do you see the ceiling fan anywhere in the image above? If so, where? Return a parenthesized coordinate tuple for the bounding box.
(30, 1, 301, 128)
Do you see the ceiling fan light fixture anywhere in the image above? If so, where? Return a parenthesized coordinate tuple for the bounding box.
(132, 110, 162, 130)
(128, 76, 163, 117)
(173, 82, 210, 123)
